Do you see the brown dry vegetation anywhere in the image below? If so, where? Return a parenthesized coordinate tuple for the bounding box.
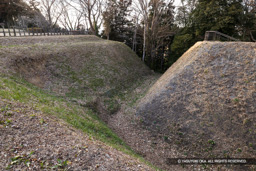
(1, 36, 255, 171)
(137, 41, 256, 170)
(0, 35, 104, 46)
(0, 35, 151, 96)
(0, 97, 152, 170)
(0, 35, 158, 170)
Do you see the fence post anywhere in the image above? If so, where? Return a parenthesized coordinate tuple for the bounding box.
(204, 31, 208, 40)
(27, 27, 30, 36)
(8, 25, 11, 36)
(2, 25, 5, 37)
(23, 27, 25, 36)
(18, 27, 21, 36)
(13, 26, 16, 36)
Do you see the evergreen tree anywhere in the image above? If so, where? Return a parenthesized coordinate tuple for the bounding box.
(0, 0, 47, 28)
(191, 0, 244, 38)
(102, 0, 132, 44)
(171, 0, 251, 66)
(102, 0, 115, 40)
(241, 0, 256, 41)
(0, 0, 30, 25)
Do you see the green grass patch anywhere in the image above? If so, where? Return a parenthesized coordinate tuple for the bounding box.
(0, 45, 21, 49)
(0, 75, 123, 145)
(0, 74, 156, 169)
(103, 98, 121, 114)
(89, 78, 104, 89)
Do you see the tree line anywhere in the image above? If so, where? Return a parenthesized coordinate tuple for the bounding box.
(0, 0, 256, 72)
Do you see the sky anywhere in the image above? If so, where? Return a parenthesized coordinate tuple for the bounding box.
(23, 0, 183, 29)
(174, 0, 182, 7)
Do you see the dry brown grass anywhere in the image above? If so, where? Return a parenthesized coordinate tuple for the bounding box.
(0, 35, 151, 100)
(0, 35, 157, 170)
(137, 41, 256, 170)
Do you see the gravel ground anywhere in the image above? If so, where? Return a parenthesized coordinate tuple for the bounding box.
(0, 98, 153, 170)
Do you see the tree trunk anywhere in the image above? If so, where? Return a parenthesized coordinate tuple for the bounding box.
(132, 28, 136, 51)
(142, 23, 146, 62)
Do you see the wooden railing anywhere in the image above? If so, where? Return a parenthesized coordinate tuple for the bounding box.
(0, 24, 88, 37)
(204, 31, 239, 41)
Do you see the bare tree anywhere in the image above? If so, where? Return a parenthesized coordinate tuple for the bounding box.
(40, 0, 63, 28)
(146, 0, 174, 68)
(135, 0, 150, 62)
(75, 0, 104, 35)
(102, 11, 111, 39)
(135, 0, 174, 64)
(59, 0, 83, 31)
(132, 11, 140, 52)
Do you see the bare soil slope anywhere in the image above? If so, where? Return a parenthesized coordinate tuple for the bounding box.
(137, 42, 256, 164)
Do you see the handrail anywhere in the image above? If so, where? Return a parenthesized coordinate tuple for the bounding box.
(0, 25, 89, 37)
(204, 31, 239, 41)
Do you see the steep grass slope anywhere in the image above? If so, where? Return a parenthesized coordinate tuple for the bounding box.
(0, 35, 153, 116)
(1, 35, 151, 97)
(137, 42, 256, 168)
(0, 35, 155, 170)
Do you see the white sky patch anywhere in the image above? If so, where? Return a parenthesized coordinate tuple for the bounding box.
(174, 0, 182, 7)
(23, 0, 183, 30)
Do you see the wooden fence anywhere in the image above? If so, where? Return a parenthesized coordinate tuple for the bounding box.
(204, 31, 239, 41)
(0, 24, 88, 37)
